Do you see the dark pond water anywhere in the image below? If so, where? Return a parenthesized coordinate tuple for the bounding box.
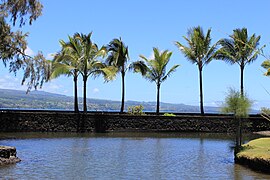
(0, 132, 269, 179)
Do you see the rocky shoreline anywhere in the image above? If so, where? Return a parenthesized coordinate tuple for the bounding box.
(0, 146, 21, 166)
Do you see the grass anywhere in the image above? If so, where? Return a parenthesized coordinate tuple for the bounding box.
(237, 138, 270, 160)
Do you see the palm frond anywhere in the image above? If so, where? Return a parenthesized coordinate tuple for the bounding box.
(161, 64, 180, 82)
(50, 63, 74, 79)
(130, 60, 148, 76)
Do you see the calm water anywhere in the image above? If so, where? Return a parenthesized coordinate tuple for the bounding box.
(0, 132, 269, 179)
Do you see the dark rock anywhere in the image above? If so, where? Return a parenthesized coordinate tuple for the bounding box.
(0, 146, 21, 166)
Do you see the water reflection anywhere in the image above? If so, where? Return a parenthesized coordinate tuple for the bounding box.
(0, 132, 269, 179)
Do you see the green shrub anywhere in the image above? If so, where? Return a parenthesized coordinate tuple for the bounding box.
(163, 113, 176, 117)
(127, 105, 145, 115)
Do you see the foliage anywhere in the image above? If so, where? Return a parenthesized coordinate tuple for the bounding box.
(0, 0, 43, 26)
(51, 32, 114, 112)
(216, 28, 261, 65)
(138, 48, 179, 85)
(175, 26, 217, 114)
(175, 26, 216, 67)
(163, 113, 176, 117)
(261, 60, 270, 76)
(51, 35, 81, 112)
(215, 28, 263, 95)
(106, 37, 129, 113)
(261, 107, 270, 122)
(127, 105, 145, 115)
(221, 88, 252, 119)
(0, 0, 47, 92)
(135, 47, 179, 114)
(22, 52, 52, 93)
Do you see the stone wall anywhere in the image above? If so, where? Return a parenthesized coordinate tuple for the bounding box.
(0, 110, 270, 133)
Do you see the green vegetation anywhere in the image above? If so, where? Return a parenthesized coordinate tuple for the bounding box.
(0, 1, 267, 117)
(0, 89, 224, 112)
(175, 26, 217, 115)
(75, 33, 108, 113)
(0, 0, 50, 92)
(261, 60, 270, 76)
(51, 33, 113, 113)
(106, 38, 129, 113)
(127, 105, 145, 115)
(237, 138, 270, 164)
(261, 107, 270, 122)
(135, 48, 179, 114)
(163, 113, 176, 117)
(221, 88, 252, 154)
(51, 35, 80, 112)
(216, 28, 262, 96)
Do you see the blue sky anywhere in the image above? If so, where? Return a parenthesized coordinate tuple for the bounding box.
(1, 0, 270, 109)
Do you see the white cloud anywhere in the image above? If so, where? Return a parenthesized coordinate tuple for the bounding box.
(0, 75, 27, 90)
(93, 88, 99, 94)
(46, 53, 56, 60)
(42, 81, 63, 93)
(25, 46, 35, 56)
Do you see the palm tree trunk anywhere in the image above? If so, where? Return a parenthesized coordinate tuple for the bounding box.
(120, 71, 125, 113)
(240, 64, 244, 96)
(199, 66, 204, 115)
(74, 74, 79, 113)
(83, 75, 87, 113)
(156, 83, 160, 115)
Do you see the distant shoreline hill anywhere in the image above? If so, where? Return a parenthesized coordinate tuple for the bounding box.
(0, 88, 227, 113)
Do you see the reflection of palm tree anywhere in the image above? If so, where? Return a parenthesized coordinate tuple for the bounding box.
(216, 28, 261, 96)
(106, 38, 129, 113)
(175, 26, 216, 114)
(134, 47, 179, 114)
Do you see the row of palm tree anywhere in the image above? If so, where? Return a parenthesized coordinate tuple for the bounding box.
(176, 26, 262, 114)
(49, 33, 179, 114)
(49, 26, 263, 115)
(51, 33, 111, 113)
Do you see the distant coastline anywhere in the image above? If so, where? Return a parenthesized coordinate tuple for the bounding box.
(0, 88, 228, 113)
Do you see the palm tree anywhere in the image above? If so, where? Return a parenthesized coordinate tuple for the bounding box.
(215, 28, 261, 96)
(51, 36, 81, 113)
(106, 37, 129, 113)
(73, 33, 107, 113)
(135, 47, 179, 114)
(175, 26, 216, 114)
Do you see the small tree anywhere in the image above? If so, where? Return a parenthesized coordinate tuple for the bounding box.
(221, 88, 252, 154)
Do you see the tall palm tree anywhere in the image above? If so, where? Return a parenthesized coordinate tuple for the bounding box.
(73, 33, 107, 113)
(135, 47, 179, 114)
(215, 28, 261, 96)
(51, 36, 81, 112)
(175, 26, 216, 115)
(106, 37, 129, 113)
